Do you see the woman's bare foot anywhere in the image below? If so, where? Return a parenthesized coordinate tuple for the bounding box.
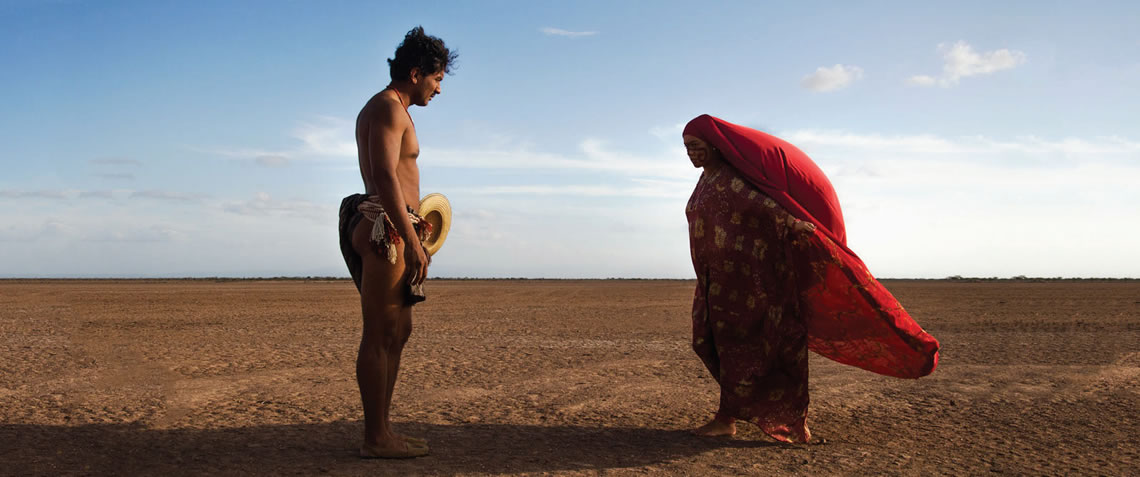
(692, 417, 737, 437)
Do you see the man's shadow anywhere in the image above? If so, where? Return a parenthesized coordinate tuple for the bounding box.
(3, 420, 778, 475)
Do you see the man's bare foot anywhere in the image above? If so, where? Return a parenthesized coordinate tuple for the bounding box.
(692, 417, 737, 437)
(359, 437, 429, 459)
(393, 432, 428, 446)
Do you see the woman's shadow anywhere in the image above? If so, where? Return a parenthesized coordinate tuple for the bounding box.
(3, 420, 778, 475)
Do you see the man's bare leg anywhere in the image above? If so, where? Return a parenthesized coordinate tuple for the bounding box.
(353, 222, 427, 457)
(378, 302, 426, 445)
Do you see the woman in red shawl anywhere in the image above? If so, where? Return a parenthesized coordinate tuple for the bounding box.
(683, 115, 940, 443)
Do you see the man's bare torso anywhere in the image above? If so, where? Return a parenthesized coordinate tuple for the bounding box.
(356, 90, 421, 212)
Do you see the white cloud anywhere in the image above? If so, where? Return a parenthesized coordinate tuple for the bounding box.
(1, 188, 203, 202)
(801, 64, 864, 92)
(0, 189, 71, 199)
(79, 190, 116, 199)
(96, 172, 135, 181)
(255, 155, 290, 167)
(0, 219, 74, 242)
(430, 194, 693, 279)
(649, 122, 686, 141)
(206, 146, 292, 161)
(130, 190, 205, 202)
(766, 129, 1140, 277)
(540, 27, 598, 38)
(87, 224, 184, 243)
(423, 138, 693, 180)
(457, 179, 693, 199)
(90, 157, 142, 167)
(942, 41, 1026, 80)
(781, 130, 957, 154)
(201, 116, 354, 165)
(906, 75, 937, 86)
(780, 129, 1140, 159)
(770, 132, 1135, 277)
(0, 214, 186, 244)
(0, 202, 342, 277)
(293, 116, 355, 157)
(220, 192, 332, 223)
(909, 41, 1027, 87)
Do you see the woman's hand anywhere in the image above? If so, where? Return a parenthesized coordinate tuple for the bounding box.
(786, 215, 816, 234)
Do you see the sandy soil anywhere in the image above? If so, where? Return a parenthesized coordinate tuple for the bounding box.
(1, 279, 1137, 476)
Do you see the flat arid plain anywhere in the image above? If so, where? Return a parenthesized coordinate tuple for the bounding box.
(1, 279, 1137, 476)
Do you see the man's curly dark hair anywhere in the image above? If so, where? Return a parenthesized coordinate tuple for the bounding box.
(388, 26, 458, 81)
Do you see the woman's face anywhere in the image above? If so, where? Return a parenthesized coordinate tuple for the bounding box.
(683, 134, 720, 168)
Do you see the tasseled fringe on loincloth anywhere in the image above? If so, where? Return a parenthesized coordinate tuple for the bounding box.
(357, 198, 432, 264)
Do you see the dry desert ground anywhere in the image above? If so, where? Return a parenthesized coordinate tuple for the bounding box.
(1, 279, 1137, 475)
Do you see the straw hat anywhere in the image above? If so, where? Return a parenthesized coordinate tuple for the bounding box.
(418, 193, 452, 256)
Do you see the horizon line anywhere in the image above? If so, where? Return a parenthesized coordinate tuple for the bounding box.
(1, 276, 1137, 281)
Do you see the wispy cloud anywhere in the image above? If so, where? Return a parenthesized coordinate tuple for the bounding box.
(774, 130, 1140, 209)
(255, 155, 290, 167)
(0, 189, 71, 199)
(293, 116, 355, 157)
(206, 146, 292, 161)
(908, 41, 1026, 87)
(89, 157, 141, 181)
(0, 219, 73, 242)
(540, 27, 598, 38)
(905, 75, 937, 87)
(458, 179, 693, 199)
(1, 189, 140, 201)
(90, 157, 142, 167)
(79, 190, 116, 199)
(95, 172, 135, 181)
(88, 225, 184, 243)
(764, 129, 1140, 278)
(220, 192, 332, 223)
(801, 64, 864, 92)
(780, 130, 1140, 159)
(649, 122, 686, 141)
(130, 190, 206, 202)
(0, 219, 184, 243)
(215, 117, 693, 182)
(424, 138, 693, 180)
(203, 116, 354, 165)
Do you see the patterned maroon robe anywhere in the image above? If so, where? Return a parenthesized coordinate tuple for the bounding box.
(687, 165, 814, 443)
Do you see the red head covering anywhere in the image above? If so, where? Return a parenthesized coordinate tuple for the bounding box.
(684, 114, 851, 253)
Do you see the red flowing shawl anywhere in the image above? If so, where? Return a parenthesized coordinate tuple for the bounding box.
(684, 114, 940, 378)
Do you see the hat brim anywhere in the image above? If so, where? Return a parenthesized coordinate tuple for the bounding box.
(419, 193, 452, 256)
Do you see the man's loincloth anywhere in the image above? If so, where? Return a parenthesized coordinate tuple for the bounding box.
(338, 194, 433, 297)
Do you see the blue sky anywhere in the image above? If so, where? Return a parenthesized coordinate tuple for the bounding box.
(2, 1, 1138, 278)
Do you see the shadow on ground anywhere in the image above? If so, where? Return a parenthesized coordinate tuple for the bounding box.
(2, 421, 777, 475)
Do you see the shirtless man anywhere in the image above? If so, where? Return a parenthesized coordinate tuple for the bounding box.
(337, 26, 456, 459)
